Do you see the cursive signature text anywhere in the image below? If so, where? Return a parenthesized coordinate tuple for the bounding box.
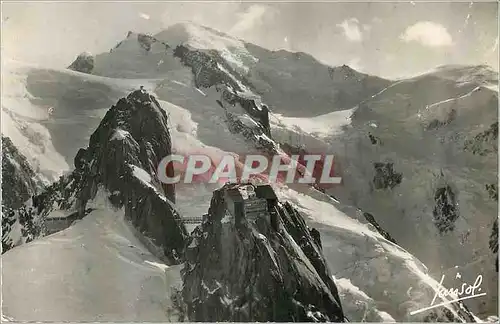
(410, 274, 486, 316)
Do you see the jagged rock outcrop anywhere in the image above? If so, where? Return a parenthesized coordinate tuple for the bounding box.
(137, 33, 170, 52)
(362, 212, 397, 244)
(464, 121, 498, 156)
(68, 52, 95, 74)
(426, 108, 457, 131)
(181, 183, 345, 322)
(432, 184, 459, 234)
(173, 45, 236, 89)
(6, 90, 188, 263)
(487, 183, 498, 272)
(368, 132, 381, 145)
(328, 65, 359, 82)
(1, 136, 45, 253)
(486, 183, 498, 201)
(173, 44, 272, 136)
(490, 219, 498, 272)
(1, 136, 42, 209)
(372, 162, 402, 190)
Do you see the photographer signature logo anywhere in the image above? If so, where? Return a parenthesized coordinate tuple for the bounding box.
(410, 273, 486, 315)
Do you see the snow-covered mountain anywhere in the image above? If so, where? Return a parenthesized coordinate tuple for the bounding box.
(1, 22, 497, 321)
(322, 65, 499, 317)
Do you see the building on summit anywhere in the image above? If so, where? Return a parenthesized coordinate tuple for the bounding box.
(223, 183, 279, 230)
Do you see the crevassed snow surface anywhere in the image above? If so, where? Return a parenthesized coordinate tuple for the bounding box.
(1, 60, 158, 182)
(335, 277, 396, 322)
(1, 62, 70, 183)
(271, 108, 354, 139)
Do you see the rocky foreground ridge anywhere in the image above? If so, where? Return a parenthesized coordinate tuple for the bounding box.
(180, 182, 346, 322)
(2, 90, 188, 263)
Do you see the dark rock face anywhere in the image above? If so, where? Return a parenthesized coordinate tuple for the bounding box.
(110, 31, 170, 54)
(137, 33, 170, 52)
(464, 121, 498, 156)
(173, 45, 238, 90)
(173, 44, 272, 136)
(68, 52, 95, 74)
(362, 212, 397, 244)
(2, 206, 44, 254)
(486, 184, 498, 272)
(426, 108, 457, 131)
(75, 89, 186, 262)
(423, 308, 456, 322)
(137, 33, 156, 52)
(372, 162, 402, 190)
(181, 183, 345, 322)
(432, 185, 459, 234)
(220, 89, 271, 137)
(1, 136, 45, 253)
(368, 132, 381, 145)
(224, 109, 275, 150)
(1, 136, 41, 209)
(5, 90, 188, 263)
(486, 183, 498, 201)
(490, 219, 498, 272)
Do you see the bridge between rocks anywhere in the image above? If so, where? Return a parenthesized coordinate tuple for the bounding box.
(180, 216, 204, 224)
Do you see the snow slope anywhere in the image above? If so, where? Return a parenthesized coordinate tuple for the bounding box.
(1, 59, 155, 182)
(271, 108, 354, 139)
(2, 191, 182, 322)
(274, 65, 498, 317)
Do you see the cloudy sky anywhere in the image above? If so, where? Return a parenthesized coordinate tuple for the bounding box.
(1, 1, 498, 79)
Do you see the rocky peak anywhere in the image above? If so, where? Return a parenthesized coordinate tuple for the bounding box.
(112, 31, 170, 53)
(68, 52, 95, 74)
(5, 89, 188, 263)
(328, 64, 360, 82)
(137, 33, 170, 52)
(464, 121, 498, 156)
(180, 182, 345, 322)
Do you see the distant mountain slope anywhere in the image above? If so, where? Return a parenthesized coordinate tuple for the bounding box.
(244, 44, 391, 117)
(91, 23, 391, 117)
(430, 64, 498, 89)
(324, 66, 499, 317)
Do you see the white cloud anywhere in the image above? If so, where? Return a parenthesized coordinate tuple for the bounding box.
(139, 12, 150, 20)
(400, 21, 453, 47)
(336, 18, 363, 42)
(230, 4, 270, 35)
